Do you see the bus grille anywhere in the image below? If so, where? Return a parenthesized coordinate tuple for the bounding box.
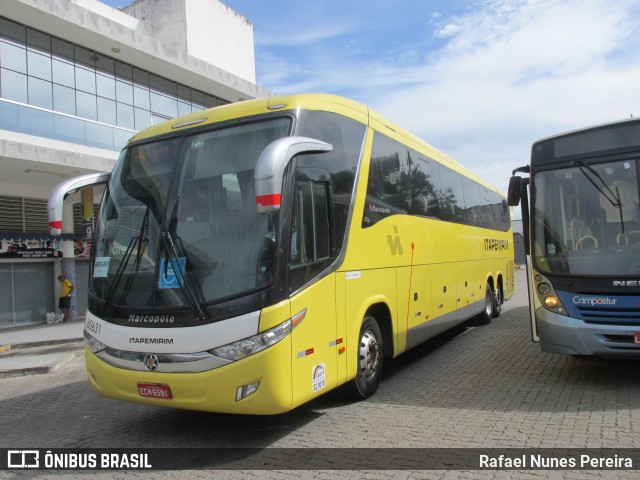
(580, 309, 640, 326)
(559, 291, 640, 326)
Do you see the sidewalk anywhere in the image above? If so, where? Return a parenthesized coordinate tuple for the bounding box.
(0, 321, 85, 379)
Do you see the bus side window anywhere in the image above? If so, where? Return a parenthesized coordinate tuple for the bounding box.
(289, 179, 332, 292)
(412, 156, 440, 219)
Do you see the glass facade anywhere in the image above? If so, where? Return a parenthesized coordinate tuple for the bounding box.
(0, 16, 228, 151)
(0, 15, 233, 328)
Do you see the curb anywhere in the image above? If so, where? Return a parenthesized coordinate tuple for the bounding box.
(0, 351, 79, 379)
(0, 337, 84, 354)
(0, 340, 84, 379)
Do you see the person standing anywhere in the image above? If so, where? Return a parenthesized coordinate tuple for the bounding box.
(57, 275, 74, 323)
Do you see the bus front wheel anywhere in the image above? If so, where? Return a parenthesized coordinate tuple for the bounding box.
(346, 316, 384, 399)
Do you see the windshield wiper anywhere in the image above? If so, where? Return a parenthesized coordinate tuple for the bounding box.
(160, 230, 208, 321)
(102, 235, 138, 316)
(575, 161, 625, 232)
(102, 207, 150, 316)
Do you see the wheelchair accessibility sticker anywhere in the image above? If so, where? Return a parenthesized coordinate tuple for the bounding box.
(158, 257, 186, 289)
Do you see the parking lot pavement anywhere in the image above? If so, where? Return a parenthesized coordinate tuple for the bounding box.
(1, 268, 639, 479)
(357, 270, 640, 451)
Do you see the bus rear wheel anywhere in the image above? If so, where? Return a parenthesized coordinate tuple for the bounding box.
(492, 284, 503, 318)
(476, 282, 495, 325)
(346, 316, 383, 399)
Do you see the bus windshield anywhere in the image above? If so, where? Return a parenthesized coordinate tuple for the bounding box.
(90, 117, 291, 310)
(533, 157, 640, 276)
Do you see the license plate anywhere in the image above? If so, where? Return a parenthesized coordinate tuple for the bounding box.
(137, 383, 172, 399)
(635, 333, 640, 345)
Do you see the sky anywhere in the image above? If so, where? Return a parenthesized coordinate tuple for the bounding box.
(101, 0, 640, 199)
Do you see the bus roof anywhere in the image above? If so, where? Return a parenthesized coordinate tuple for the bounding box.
(533, 117, 640, 145)
(127, 92, 504, 196)
(532, 117, 640, 164)
(128, 93, 369, 143)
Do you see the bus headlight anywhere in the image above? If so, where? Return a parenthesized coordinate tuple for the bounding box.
(211, 318, 291, 361)
(544, 296, 559, 308)
(84, 329, 106, 354)
(534, 273, 567, 315)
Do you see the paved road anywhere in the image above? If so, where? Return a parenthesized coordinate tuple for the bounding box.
(1, 269, 639, 479)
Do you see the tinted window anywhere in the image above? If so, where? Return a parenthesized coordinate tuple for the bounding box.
(297, 111, 366, 252)
(289, 178, 332, 293)
(363, 133, 411, 227)
(411, 155, 440, 218)
(461, 178, 482, 227)
(363, 132, 509, 231)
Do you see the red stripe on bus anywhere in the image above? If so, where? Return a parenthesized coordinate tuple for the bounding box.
(255, 194, 281, 207)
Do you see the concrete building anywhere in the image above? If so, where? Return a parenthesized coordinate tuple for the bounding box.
(0, 0, 272, 328)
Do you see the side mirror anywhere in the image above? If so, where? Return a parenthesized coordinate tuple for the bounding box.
(507, 176, 522, 206)
(48, 172, 111, 235)
(254, 136, 333, 213)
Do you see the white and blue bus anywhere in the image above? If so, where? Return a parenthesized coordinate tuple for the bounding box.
(509, 118, 640, 356)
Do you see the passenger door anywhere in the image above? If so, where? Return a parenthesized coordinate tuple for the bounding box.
(287, 169, 339, 406)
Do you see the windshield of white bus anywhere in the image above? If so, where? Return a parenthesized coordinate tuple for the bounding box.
(90, 117, 291, 309)
(533, 157, 640, 276)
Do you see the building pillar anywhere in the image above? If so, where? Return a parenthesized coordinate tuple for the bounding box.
(81, 188, 94, 252)
(61, 205, 77, 322)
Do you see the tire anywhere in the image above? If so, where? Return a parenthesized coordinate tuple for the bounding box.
(492, 284, 503, 318)
(475, 282, 494, 325)
(346, 316, 384, 399)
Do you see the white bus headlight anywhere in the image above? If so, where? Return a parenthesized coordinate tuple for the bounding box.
(84, 329, 106, 353)
(211, 319, 291, 361)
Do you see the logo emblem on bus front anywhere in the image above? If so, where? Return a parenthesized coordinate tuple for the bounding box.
(143, 354, 159, 371)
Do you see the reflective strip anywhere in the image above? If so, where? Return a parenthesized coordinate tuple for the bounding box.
(297, 348, 314, 358)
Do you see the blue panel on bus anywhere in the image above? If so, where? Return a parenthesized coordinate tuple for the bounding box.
(557, 291, 640, 324)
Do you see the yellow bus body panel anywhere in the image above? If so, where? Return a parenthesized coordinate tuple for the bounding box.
(85, 300, 296, 415)
(340, 121, 514, 360)
(289, 274, 340, 408)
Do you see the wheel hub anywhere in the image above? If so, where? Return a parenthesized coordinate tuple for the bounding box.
(358, 330, 380, 380)
(485, 287, 493, 317)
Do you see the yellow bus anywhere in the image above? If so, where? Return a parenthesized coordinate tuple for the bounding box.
(49, 94, 514, 414)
